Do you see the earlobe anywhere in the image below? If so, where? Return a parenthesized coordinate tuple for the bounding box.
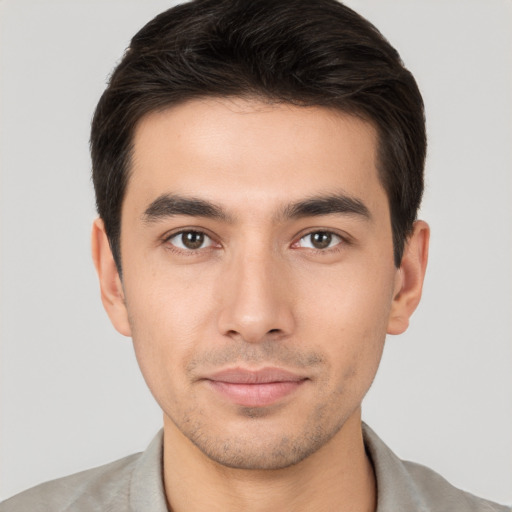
(387, 220, 430, 335)
(91, 218, 132, 337)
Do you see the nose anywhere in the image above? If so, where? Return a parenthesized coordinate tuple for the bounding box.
(217, 246, 295, 343)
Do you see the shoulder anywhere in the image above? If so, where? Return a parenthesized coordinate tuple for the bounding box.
(1, 430, 167, 512)
(0, 452, 140, 512)
(401, 459, 510, 512)
(362, 423, 510, 512)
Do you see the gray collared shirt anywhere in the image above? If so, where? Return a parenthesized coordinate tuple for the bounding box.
(1, 424, 509, 511)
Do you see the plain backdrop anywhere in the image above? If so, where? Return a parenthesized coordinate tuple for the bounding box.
(1, 0, 511, 504)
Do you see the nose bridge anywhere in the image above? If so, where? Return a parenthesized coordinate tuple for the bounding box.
(217, 236, 294, 343)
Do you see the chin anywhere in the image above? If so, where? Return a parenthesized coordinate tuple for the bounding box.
(185, 418, 342, 471)
(195, 439, 314, 470)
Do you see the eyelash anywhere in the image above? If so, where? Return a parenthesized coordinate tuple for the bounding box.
(163, 229, 219, 255)
(293, 231, 346, 253)
(162, 229, 349, 255)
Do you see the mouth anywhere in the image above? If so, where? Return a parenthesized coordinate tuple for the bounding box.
(202, 367, 308, 407)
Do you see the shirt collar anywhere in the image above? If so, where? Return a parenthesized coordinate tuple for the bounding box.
(129, 425, 430, 512)
(130, 430, 169, 512)
(363, 423, 429, 512)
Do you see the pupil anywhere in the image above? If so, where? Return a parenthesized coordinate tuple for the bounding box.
(312, 232, 331, 249)
(183, 231, 204, 249)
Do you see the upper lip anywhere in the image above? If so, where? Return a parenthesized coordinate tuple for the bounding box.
(204, 367, 307, 384)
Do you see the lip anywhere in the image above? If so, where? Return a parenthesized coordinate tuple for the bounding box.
(203, 367, 308, 407)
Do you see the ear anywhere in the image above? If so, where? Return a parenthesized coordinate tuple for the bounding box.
(91, 218, 132, 337)
(387, 220, 430, 335)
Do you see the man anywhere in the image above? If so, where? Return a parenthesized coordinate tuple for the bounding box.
(1, 0, 509, 511)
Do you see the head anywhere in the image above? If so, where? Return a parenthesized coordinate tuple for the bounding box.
(91, 0, 429, 471)
(91, 0, 426, 272)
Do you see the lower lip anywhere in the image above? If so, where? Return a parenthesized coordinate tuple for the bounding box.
(207, 380, 306, 407)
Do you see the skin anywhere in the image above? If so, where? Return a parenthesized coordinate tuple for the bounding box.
(92, 97, 429, 512)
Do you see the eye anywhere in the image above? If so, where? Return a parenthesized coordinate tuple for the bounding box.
(167, 230, 214, 250)
(296, 231, 342, 250)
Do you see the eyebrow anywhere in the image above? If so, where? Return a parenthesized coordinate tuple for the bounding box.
(142, 192, 371, 224)
(142, 194, 231, 223)
(280, 193, 371, 221)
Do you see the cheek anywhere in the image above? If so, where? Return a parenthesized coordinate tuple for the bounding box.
(296, 258, 395, 333)
(126, 260, 218, 340)
(295, 262, 394, 387)
(122, 267, 219, 404)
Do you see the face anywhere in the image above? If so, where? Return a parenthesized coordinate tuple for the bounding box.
(97, 98, 420, 470)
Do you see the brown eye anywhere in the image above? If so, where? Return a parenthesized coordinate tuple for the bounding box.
(168, 231, 212, 250)
(297, 231, 341, 250)
(311, 232, 332, 249)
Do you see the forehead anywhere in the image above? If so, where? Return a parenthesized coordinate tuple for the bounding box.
(126, 97, 385, 216)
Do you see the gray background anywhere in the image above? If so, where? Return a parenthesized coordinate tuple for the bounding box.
(1, 0, 511, 504)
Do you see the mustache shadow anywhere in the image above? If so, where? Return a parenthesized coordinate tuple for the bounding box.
(186, 339, 326, 374)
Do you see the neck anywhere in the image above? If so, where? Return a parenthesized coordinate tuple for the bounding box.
(162, 410, 376, 512)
